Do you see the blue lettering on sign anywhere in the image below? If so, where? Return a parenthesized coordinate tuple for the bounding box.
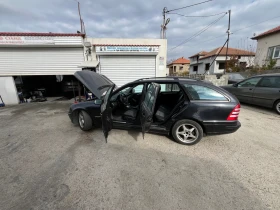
(103, 46, 156, 52)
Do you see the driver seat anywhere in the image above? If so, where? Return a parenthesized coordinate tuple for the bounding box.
(122, 109, 138, 121)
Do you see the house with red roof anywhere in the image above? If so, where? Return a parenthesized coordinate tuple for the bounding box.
(188, 47, 255, 75)
(167, 57, 190, 75)
(252, 25, 280, 68)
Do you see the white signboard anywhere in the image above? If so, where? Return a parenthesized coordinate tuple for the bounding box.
(96, 46, 159, 53)
(0, 36, 55, 45)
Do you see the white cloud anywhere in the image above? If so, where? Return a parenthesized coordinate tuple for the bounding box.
(0, 0, 279, 60)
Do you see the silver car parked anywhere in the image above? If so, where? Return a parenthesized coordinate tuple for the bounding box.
(221, 73, 280, 114)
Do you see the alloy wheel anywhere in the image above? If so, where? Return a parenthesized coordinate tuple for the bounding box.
(277, 101, 280, 113)
(79, 112, 85, 128)
(176, 124, 199, 143)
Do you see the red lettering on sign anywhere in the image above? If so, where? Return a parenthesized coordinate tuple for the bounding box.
(5, 36, 22, 40)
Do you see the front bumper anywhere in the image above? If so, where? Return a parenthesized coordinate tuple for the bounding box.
(68, 110, 74, 124)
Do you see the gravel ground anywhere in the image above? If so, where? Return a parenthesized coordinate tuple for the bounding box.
(0, 102, 279, 210)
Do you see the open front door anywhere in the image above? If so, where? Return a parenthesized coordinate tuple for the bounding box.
(101, 84, 115, 142)
(140, 83, 161, 138)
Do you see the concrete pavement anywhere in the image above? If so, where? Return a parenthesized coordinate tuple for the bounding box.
(0, 102, 279, 210)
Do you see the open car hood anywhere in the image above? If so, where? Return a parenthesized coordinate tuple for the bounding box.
(74, 71, 115, 99)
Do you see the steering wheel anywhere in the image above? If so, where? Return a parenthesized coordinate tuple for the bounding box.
(119, 92, 130, 106)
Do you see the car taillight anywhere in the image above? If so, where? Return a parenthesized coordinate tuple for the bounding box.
(227, 104, 241, 121)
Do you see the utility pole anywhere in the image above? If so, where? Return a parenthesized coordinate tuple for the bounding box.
(161, 7, 167, 38)
(225, 9, 231, 74)
(77, 2, 83, 33)
(161, 7, 170, 39)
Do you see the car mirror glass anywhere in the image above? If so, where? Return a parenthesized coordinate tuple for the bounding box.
(94, 99, 102, 105)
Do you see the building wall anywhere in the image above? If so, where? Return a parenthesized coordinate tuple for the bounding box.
(85, 38, 168, 77)
(254, 33, 280, 67)
(168, 63, 190, 75)
(190, 55, 255, 74)
(189, 57, 214, 75)
(0, 77, 19, 105)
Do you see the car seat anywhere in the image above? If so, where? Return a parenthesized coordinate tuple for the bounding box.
(154, 91, 185, 122)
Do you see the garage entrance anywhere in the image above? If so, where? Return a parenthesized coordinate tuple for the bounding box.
(99, 55, 156, 87)
(0, 47, 84, 76)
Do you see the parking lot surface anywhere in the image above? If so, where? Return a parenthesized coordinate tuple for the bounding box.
(0, 102, 279, 210)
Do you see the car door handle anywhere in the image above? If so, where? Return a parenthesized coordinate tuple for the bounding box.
(249, 88, 253, 90)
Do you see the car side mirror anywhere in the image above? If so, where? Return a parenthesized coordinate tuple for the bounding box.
(94, 99, 102, 105)
(233, 83, 238, 87)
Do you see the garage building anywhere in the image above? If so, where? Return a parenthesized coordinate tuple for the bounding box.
(85, 38, 167, 87)
(0, 34, 167, 105)
(0, 32, 85, 104)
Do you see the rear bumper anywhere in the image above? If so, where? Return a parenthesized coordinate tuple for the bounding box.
(204, 120, 241, 135)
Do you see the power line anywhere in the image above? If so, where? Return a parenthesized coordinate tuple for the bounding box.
(169, 14, 280, 50)
(169, 13, 227, 51)
(168, 12, 227, 18)
(232, 15, 280, 34)
(166, 0, 213, 13)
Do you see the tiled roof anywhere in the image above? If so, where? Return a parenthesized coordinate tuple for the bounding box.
(251, 25, 280, 40)
(189, 51, 208, 58)
(201, 47, 255, 59)
(0, 32, 85, 37)
(168, 57, 190, 65)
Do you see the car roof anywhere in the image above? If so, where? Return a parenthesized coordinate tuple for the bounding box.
(136, 77, 197, 83)
(252, 73, 280, 77)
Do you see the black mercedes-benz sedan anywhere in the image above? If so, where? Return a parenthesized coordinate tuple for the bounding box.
(69, 71, 241, 145)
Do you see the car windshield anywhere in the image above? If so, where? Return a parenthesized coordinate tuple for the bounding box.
(228, 74, 244, 80)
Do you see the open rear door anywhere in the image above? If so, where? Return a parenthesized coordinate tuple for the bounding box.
(140, 83, 161, 138)
(101, 84, 115, 142)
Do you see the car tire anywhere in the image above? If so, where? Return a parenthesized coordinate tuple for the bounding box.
(172, 119, 203, 145)
(78, 110, 93, 131)
(274, 100, 280, 115)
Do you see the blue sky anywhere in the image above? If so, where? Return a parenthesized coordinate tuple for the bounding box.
(0, 0, 279, 60)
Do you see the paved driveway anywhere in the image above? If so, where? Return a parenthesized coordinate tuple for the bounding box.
(0, 102, 279, 210)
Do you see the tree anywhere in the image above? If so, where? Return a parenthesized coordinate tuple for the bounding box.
(226, 56, 240, 72)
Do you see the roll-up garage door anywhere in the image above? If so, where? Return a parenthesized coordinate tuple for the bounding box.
(0, 47, 84, 76)
(99, 55, 156, 87)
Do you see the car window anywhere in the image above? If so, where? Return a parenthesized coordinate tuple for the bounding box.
(184, 84, 228, 101)
(110, 84, 143, 101)
(258, 77, 280, 88)
(228, 74, 244, 80)
(159, 83, 180, 92)
(133, 84, 144, 93)
(143, 84, 155, 112)
(238, 77, 261, 87)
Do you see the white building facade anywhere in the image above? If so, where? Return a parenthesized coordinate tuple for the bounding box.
(252, 26, 280, 68)
(0, 34, 167, 105)
(189, 48, 255, 75)
(0, 32, 85, 104)
(84, 38, 167, 87)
